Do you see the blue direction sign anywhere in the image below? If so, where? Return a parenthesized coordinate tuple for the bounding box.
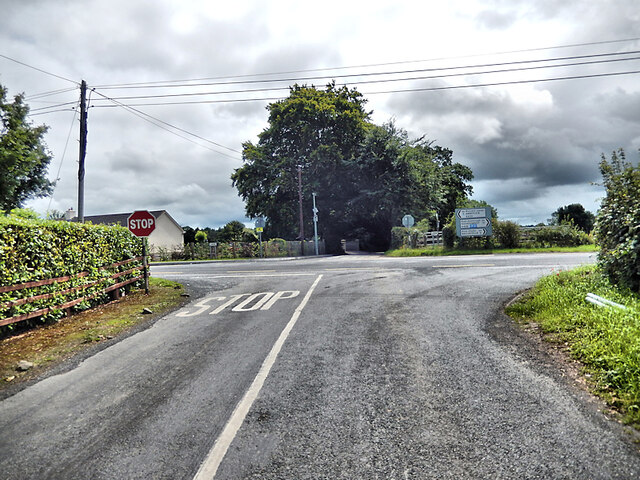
(455, 207, 492, 237)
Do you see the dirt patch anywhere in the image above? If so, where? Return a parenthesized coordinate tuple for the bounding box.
(0, 278, 188, 394)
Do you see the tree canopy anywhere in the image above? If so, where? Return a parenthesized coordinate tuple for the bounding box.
(551, 203, 595, 232)
(0, 84, 54, 211)
(232, 84, 473, 252)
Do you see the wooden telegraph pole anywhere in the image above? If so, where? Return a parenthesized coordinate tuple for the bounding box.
(77, 80, 88, 222)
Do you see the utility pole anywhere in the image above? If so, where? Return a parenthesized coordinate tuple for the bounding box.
(297, 165, 304, 255)
(77, 80, 88, 222)
(312, 192, 319, 255)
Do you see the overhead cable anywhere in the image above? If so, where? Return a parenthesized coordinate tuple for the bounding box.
(92, 37, 640, 89)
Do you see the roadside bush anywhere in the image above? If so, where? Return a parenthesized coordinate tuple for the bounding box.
(531, 223, 592, 248)
(493, 220, 521, 248)
(442, 225, 456, 249)
(595, 149, 640, 292)
(390, 227, 406, 249)
(265, 238, 288, 257)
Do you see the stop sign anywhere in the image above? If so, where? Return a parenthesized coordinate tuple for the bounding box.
(127, 210, 156, 237)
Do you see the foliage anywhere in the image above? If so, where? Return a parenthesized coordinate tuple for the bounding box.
(0, 85, 55, 210)
(0, 216, 142, 330)
(526, 224, 592, 248)
(595, 149, 640, 292)
(194, 230, 208, 243)
(506, 266, 640, 426)
(233, 83, 370, 252)
(442, 224, 456, 249)
(217, 220, 246, 243)
(232, 84, 473, 252)
(45, 209, 65, 220)
(6, 207, 40, 220)
(551, 203, 595, 232)
(493, 220, 521, 248)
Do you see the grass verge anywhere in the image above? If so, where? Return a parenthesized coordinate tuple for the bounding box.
(0, 277, 187, 390)
(505, 265, 640, 426)
(386, 244, 598, 257)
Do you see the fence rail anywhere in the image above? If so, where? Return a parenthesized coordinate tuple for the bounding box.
(0, 257, 143, 328)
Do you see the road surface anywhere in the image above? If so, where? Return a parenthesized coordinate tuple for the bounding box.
(1, 252, 639, 479)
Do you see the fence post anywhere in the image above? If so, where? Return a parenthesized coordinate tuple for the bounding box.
(143, 239, 150, 295)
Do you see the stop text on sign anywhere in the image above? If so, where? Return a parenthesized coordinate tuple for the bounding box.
(175, 291, 300, 317)
(127, 210, 156, 237)
(129, 218, 154, 229)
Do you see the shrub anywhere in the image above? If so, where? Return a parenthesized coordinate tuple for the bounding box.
(494, 220, 521, 248)
(595, 149, 640, 292)
(442, 225, 456, 249)
(531, 224, 592, 247)
(390, 227, 407, 249)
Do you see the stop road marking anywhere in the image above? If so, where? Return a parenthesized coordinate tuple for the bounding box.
(176, 291, 300, 317)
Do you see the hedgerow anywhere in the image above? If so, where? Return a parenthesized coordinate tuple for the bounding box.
(0, 216, 143, 329)
(595, 149, 640, 292)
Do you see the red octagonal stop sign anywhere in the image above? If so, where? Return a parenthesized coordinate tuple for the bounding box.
(127, 210, 156, 237)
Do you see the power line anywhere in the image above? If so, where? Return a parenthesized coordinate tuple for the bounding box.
(365, 69, 640, 96)
(0, 53, 78, 85)
(92, 37, 640, 89)
(92, 49, 640, 92)
(89, 68, 640, 108)
(89, 53, 640, 103)
(47, 100, 80, 213)
(90, 89, 242, 158)
(30, 101, 79, 112)
(28, 108, 78, 117)
(25, 87, 78, 101)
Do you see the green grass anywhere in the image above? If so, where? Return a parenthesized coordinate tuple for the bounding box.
(386, 244, 598, 257)
(505, 265, 640, 426)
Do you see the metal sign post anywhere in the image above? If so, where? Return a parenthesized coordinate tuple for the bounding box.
(312, 193, 319, 255)
(127, 210, 156, 294)
(255, 217, 265, 258)
(402, 214, 415, 248)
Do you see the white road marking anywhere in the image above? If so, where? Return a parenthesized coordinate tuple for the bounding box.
(192, 274, 323, 480)
(158, 273, 316, 278)
(210, 294, 250, 315)
(433, 264, 495, 268)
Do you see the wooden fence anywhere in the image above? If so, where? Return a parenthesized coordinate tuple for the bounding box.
(0, 257, 143, 328)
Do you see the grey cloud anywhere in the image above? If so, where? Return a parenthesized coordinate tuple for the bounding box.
(476, 10, 518, 30)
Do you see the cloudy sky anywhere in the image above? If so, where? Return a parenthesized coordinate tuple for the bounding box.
(1, 0, 639, 228)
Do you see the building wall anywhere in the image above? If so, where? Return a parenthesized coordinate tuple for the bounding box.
(148, 213, 183, 252)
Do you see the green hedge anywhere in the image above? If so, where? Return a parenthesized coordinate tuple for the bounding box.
(0, 217, 143, 329)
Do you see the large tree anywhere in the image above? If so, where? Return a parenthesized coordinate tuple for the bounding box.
(232, 84, 473, 251)
(0, 84, 54, 211)
(232, 83, 370, 251)
(551, 203, 595, 232)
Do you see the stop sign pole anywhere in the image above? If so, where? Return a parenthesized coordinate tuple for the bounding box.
(127, 211, 156, 294)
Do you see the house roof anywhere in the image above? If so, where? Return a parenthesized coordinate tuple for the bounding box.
(75, 210, 184, 232)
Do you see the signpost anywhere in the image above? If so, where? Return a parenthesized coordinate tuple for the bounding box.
(255, 217, 265, 258)
(455, 207, 492, 237)
(127, 211, 156, 294)
(402, 214, 415, 248)
(312, 193, 319, 255)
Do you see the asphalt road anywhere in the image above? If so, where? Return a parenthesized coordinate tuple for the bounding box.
(1, 252, 639, 479)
